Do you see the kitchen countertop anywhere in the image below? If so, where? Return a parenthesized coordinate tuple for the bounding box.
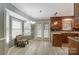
(68, 37, 79, 42)
(51, 31, 79, 34)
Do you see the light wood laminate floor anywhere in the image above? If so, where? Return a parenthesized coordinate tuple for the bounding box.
(7, 40, 68, 55)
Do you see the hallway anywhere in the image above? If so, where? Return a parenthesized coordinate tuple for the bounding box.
(7, 40, 68, 55)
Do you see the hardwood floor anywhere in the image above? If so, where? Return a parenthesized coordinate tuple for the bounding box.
(7, 39, 68, 55)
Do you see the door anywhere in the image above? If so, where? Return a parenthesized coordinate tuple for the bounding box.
(35, 24, 43, 39)
(35, 23, 49, 40)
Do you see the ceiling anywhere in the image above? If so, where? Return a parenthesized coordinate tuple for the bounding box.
(12, 3, 74, 20)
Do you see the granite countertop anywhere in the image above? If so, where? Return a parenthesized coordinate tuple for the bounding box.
(68, 37, 79, 42)
(51, 31, 79, 34)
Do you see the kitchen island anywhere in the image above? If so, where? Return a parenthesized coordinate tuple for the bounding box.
(68, 37, 79, 55)
(51, 31, 79, 47)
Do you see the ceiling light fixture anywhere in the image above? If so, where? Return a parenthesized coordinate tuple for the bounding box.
(54, 12, 58, 16)
(40, 10, 42, 13)
(63, 18, 72, 21)
(27, 21, 36, 24)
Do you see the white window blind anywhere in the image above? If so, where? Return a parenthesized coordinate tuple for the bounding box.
(24, 23, 31, 35)
(12, 20, 22, 39)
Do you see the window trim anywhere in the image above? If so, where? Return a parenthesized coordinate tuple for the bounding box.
(10, 16, 24, 39)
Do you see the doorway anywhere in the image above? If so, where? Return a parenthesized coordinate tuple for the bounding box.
(34, 23, 49, 40)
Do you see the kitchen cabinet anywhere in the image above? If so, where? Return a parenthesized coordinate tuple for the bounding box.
(68, 37, 79, 55)
(74, 3, 79, 30)
(52, 32, 79, 47)
(50, 16, 74, 31)
(74, 3, 79, 19)
(52, 34, 62, 47)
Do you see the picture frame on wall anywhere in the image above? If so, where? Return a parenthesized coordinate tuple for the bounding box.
(62, 22, 72, 30)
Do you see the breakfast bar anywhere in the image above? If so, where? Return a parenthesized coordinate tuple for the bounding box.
(51, 31, 79, 47)
(68, 37, 79, 55)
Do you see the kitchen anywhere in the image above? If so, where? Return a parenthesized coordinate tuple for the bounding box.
(50, 3, 79, 55)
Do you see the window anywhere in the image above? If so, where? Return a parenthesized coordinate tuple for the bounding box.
(24, 23, 31, 35)
(35, 23, 49, 39)
(12, 20, 22, 39)
(35, 24, 43, 37)
(44, 24, 49, 38)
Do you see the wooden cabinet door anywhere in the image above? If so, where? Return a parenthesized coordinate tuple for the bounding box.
(52, 34, 62, 47)
(74, 3, 79, 19)
(74, 3, 79, 29)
